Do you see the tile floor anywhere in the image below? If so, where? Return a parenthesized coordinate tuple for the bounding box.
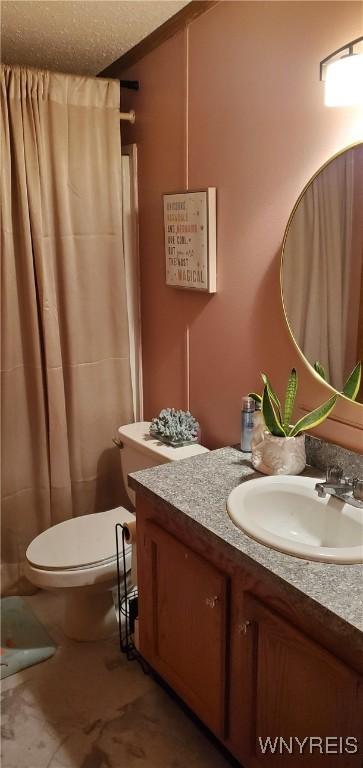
(1, 591, 234, 768)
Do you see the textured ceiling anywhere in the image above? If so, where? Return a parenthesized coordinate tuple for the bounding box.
(1, 0, 190, 76)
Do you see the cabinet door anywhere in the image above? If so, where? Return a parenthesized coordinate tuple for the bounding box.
(242, 594, 363, 767)
(138, 520, 228, 737)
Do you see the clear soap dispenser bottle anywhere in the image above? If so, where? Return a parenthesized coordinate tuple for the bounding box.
(251, 398, 265, 450)
(240, 396, 255, 452)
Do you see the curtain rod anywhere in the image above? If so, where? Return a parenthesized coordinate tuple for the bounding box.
(120, 80, 139, 90)
(119, 81, 138, 122)
(120, 110, 136, 123)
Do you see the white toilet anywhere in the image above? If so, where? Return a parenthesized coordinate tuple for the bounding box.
(26, 421, 208, 641)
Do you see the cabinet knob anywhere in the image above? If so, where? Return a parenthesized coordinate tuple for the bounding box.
(238, 620, 252, 635)
(205, 595, 219, 608)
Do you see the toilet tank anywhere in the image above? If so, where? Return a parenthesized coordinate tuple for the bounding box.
(117, 421, 209, 506)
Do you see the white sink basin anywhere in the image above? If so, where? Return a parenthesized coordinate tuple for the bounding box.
(227, 475, 363, 564)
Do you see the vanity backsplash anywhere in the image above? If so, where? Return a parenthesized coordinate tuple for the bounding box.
(305, 435, 363, 477)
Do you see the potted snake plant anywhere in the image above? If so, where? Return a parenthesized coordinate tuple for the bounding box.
(249, 363, 361, 475)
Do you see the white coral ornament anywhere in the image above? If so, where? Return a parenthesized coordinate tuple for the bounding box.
(251, 432, 306, 476)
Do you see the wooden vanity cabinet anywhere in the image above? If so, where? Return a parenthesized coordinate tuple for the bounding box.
(137, 517, 229, 737)
(241, 594, 363, 767)
(136, 495, 363, 767)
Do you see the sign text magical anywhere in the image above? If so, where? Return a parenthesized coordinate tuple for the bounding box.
(163, 189, 216, 293)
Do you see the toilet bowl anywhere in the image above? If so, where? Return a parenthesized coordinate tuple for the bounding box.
(26, 507, 134, 641)
(26, 421, 209, 641)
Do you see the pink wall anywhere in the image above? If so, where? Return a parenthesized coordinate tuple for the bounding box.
(120, 1, 363, 451)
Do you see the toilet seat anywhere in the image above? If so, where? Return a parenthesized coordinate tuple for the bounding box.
(25, 507, 134, 589)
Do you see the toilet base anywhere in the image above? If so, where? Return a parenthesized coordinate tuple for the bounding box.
(63, 588, 117, 642)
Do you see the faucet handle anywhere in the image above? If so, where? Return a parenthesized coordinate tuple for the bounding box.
(326, 465, 343, 484)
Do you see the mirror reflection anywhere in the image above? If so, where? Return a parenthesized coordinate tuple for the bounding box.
(281, 143, 363, 405)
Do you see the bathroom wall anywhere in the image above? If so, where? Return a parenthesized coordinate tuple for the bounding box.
(119, 1, 363, 451)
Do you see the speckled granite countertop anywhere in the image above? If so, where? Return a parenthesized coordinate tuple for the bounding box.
(129, 448, 363, 644)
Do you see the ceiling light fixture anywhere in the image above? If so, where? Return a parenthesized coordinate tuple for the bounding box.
(320, 36, 363, 107)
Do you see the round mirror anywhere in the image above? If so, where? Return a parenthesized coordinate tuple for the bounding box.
(281, 142, 363, 406)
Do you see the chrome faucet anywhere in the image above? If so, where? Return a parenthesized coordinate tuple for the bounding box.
(315, 465, 363, 509)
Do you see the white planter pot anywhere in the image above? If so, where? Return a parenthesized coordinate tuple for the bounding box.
(251, 432, 306, 476)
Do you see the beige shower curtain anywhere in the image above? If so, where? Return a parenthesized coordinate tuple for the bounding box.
(282, 151, 355, 391)
(1, 65, 133, 595)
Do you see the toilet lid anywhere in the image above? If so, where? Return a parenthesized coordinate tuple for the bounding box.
(26, 507, 135, 570)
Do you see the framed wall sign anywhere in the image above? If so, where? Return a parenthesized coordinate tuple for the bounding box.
(163, 188, 216, 293)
